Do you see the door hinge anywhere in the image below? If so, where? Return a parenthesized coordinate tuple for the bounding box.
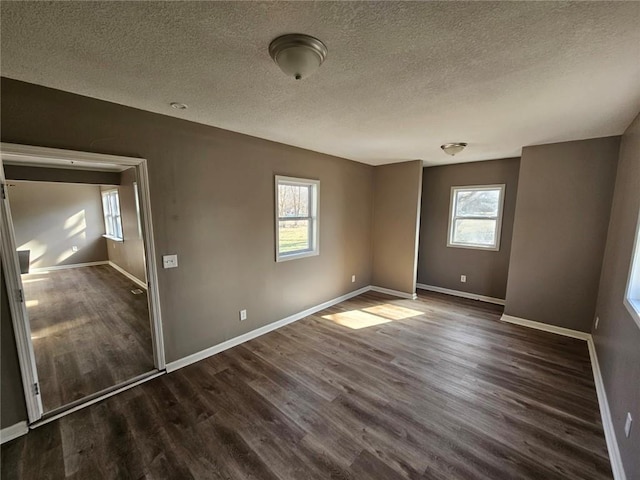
(1, 183, 5, 200)
(18, 289, 25, 303)
(33, 383, 40, 395)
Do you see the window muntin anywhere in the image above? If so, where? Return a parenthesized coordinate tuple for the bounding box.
(447, 185, 505, 250)
(101, 189, 123, 241)
(624, 210, 640, 327)
(275, 176, 319, 261)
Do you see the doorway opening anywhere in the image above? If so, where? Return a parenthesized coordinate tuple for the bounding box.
(0, 144, 165, 424)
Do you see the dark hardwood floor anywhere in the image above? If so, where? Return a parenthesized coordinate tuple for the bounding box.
(22, 264, 154, 413)
(2, 290, 612, 479)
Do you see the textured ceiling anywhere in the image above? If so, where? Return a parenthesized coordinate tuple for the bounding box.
(1, 1, 639, 166)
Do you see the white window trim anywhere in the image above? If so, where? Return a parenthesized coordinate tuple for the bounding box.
(275, 175, 319, 262)
(101, 189, 124, 241)
(447, 184, 505, 251)
(623, 208, 640, 328)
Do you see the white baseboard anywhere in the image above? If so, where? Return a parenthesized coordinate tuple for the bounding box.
(416, 283, 505, 305)
(108, 261, 147, 290)
(499, 313, 626, 479)
(587, 338, 627, 480)
(0, 421, 28, 444)
(166, 286, 372, 372)
(28, 260, 108, 273)
(370, 286, 417, 300)
(499, 314, 591, 341)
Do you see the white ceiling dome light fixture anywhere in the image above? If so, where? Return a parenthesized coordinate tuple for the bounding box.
(269, 33, 328, 80)
(441, 142, 468, 156)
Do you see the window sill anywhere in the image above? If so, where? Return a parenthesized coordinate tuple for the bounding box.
(103, 235, 124, 243)
(276, 250, 319, 262)
(623, 298, 640, 330)
(447, 242, 499, 252)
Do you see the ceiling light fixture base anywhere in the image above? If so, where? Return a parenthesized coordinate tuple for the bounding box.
(269, 34, 328, 80)
(441, 142, 468, 156)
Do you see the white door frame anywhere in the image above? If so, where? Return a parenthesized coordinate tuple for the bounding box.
(0, 143, 166, 424)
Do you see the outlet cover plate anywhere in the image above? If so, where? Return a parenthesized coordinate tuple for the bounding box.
(162, 254, 178, 269)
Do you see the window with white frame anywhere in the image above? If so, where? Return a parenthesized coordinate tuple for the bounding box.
(275, 176, 319, 261)
(448, 185, 505, 250)
(624, 210, 640, 328)
(101, 189, 123, 241)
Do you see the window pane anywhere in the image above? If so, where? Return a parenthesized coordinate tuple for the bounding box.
(115, 215, 123, 239)
(453, 219, 497, 245)
(110, 192, 120, 215)
(455, 189, 500, 217)
(278, 184, 310, 218)
(279, 219, 310, 253)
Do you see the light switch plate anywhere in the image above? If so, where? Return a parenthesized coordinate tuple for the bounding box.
(162, 254, 178, 269)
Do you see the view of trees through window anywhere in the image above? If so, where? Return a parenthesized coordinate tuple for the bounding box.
(450, 187, 503, 248)
(278, 183, 311, 253)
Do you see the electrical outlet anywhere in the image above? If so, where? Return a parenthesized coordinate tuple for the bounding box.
(239, 309, 247, 321)
(460, 275, 467, 283)
(162, 254, 178, 269)
(595, 316, 600, 329)
(71, 245, 78, 252)
(351, 275, 356, 283)
(625, 413, 632, 438)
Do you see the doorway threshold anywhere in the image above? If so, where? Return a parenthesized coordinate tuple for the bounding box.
(29, 369, 165, 429)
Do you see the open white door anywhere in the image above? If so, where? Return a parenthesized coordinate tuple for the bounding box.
(0, 162, 44, 423)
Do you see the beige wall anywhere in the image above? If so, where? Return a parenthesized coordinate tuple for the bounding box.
(104, 168, 147, 284)
(417, 158, 520, 299)
(372, 160, 423, 294)
(593, 113, 640, 479)
(8, 181, 108, 269)
(505, 137, 620, 332)
(0, 78, 374, 370)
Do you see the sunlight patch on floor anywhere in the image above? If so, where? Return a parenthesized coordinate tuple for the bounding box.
(363, 304, 423, 320)
(322, 310, 391, 330)
(21, 277, 49, 284)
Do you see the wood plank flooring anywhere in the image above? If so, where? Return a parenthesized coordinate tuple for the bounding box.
(1, 290, 612, 479)
(22, 264, 154, 413)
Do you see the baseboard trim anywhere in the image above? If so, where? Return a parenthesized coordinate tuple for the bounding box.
(499, 314, 591, 341)
(28, 260, 109, 273)
(108, 261, 147, 290)
(416, 283, 506, 305)
(587, 338, 627, 480)
(0, 421, 28, 444)
(370, 286, 417, 300)
(166, 286, 372, 372)
(498, 313, 625, 479)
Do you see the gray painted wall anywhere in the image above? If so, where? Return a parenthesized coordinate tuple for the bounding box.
(4, 165, 120, 185)
(593, 113, 640, 479)
(0, 77, 374, 373)
(372, 160, 423, 295)
(505, 137, 620, 332)
(1, 262, 28, 428)
(104, 168, 147, 284)
(8, 182, 108, 269)
(417, 158, 520, 299)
